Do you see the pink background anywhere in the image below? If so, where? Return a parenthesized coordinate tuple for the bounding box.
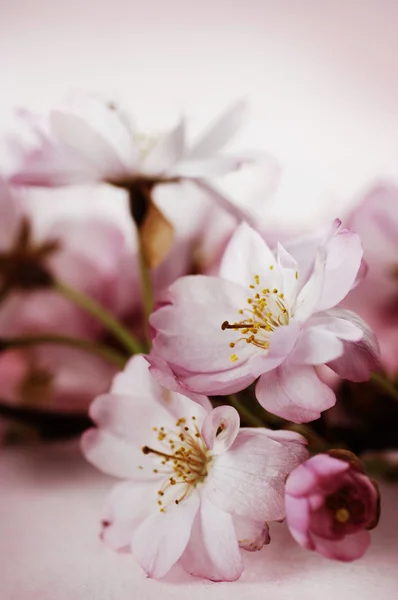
(1, 1, 398, 597)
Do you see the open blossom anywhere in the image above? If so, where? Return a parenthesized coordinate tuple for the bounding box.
(150, 221, 380, 423)
(285, 452, 380, 561)
(343, 183, 398, 375)
(82, 355, 308, 581)
(5, 93, 263, 223)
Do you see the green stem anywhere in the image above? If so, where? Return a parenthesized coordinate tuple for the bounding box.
(370, 372, 398, 402)
(228, 394, 265, 428)
(54, 280, 143, 355)
(0, 334, 127, 369)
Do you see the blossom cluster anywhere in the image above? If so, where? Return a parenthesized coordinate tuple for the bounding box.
(0, 92, 393, 581)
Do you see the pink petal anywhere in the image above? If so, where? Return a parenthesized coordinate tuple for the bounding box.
(187, 99, 247, 158)
(100, 481, 157, 550)
(316, 228, 363, 312)
(201, 406, 240, 454)
(285, 495, 314, 550)
(256, 363, 336, 423)
(50, 98, 135, 181)
(309, 309, 364, 341)
(325, 309, 380, 381)
(131, 490, 200, 579)
(233, 515, 270, 551)
(111, 355, 208, 423)
(285, 462, 320, 497)
(143, 118, 185, 176)
(204, 429, 308, 522)
(179, 497, 242, 581)
(146, 354, 212, 411)
(150, 275, 258, 373)
(81, 429, 151, 480)
(289, 326, 344, 365)
(294, 250, 326, 322)
(219, 222, 278, 289)
(311, 530, 371, 562)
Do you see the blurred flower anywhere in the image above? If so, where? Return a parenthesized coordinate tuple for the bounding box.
(285, 451, 380, 561)
(0, 181, 127, 338)
(5, 94, 275, 267)
(0, 346, 116, 414)
(150, 221, 379, 423)
(6, 93, 261, 217)
(82, 354, 308, 581)
(344, 183, 398, 375)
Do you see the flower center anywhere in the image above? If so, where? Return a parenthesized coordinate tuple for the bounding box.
(222, 273, 294, 362)
(141, 416, 211, 512)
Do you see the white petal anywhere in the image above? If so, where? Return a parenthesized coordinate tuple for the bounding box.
(143, 118, 185, 176)
(204, 429, 308, 521)
(100, 481, 157, 550)
(188, 100, 247, 158)
(220, 222, 279, 289)
(131, 490, 200, 579)
(179, 498, 242, 581)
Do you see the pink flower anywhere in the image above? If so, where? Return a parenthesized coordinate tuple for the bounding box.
(6, 93, 262, 223)
(285, 452, 380, 561)
(0, 181, 127, 338)
(81, 355, 308, 581)
(150, 221, 380, 423)
(343, 183, 398, 375)
(0, 347, 117, 413)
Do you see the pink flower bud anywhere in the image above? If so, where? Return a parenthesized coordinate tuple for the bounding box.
(285, 451, 380, 561)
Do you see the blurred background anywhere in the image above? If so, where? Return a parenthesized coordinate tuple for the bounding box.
(1, 0, 398, 225)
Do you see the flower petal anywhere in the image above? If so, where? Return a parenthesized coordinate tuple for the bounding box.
(81, 428, 151, 479)
(100, 481, 157, 550)
(192, 179, 257, 226)
(316, 228, 363, 312)
(179, 498, 242, 582)
(220, 222, 278, 289)
(131, 490, 200, 579)
(285, 495, 314, 550)
(233, 515, 270, 551)
(326, 309, 380, 381)
(201, 406, 240, 454)
(289, 326, 344, 365)
(204, 429, 308, 521)
(50, 97, 135, 180)
(188, 100, 247, 158)
(143, 118, 185, 176)
(150, 275, 259, 373)
(146, 354, 212, 411)
(311, 529, 371, 562)
(256, 363, 336, 423)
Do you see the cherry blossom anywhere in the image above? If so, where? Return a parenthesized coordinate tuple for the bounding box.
(82, 355, 308, 581)
(150, 221, 380, 423)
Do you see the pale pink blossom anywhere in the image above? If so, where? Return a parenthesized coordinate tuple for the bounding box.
(150, 221, 380, 423)
(0, 346, 117, 413)
(0, 181, 127, 338)
(343, 183, 398, 375)
(82, 355, 308, 581)
(285, 453, 380, 561)
(6, 93, 263, 223)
